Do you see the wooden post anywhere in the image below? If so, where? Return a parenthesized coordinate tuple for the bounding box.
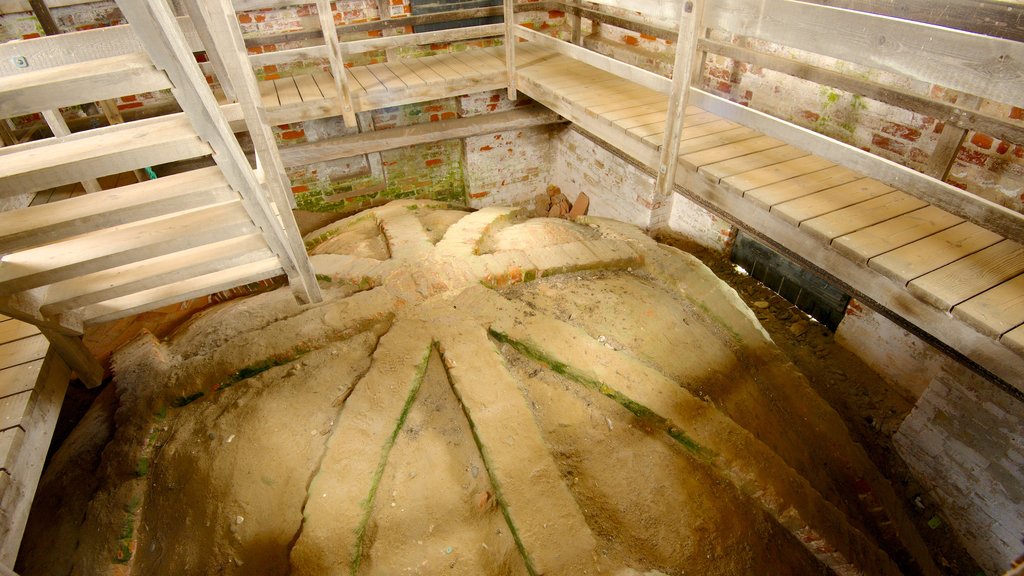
(504, 0, 517, 99)
(924, 94, 980, 181)
(569, 0, 582, 46)
(653, 0, 704, 220)
(0, 120, 17, 148)
(40, 109, 103, 193)
(315, 0, 358, 127)
(27, 0, 60, 36)
(115, 0, 322, 305)
(374, 0, 401, 63)
(187, 0, 298, 213)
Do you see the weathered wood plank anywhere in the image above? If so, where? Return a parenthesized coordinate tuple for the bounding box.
(953, 274, 1024, 339)
(0, 392, 30, 432)
(909, 240, 1024, 311)
(1001, 325, 1024, 358)
(721, 154, 834, 194)
(801, 191, 929, 243)
(0, 336, 47, 371)
(869, 222, 1003, 285)
(678, 134, 784, 171)
(773, 178, 893, 226)
(745, 165, 860, 208)
(0, 322, 37, 347)
(700, 145, 808, 183)
(0, 361, 41, 400)
(832, 206, 964, 263)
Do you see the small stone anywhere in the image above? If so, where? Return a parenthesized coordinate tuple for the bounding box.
(235, 515, 244, 525)
(752, 301, 769, 309)
(533, 194, 550, 218)
(789, 321, 810, 337)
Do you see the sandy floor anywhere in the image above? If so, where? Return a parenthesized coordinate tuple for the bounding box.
(17, 202, 959, 576)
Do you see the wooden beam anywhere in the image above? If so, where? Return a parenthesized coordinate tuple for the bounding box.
(654, 0, 704, 220)
(699, 38, 1024, 147)
(37, 328, 101, 387)
(804, 0, 1024, 43)
(342, 23, 504, 55)
(38, 109, 102, 194)
(505, 0, 517, 99)
(705, 0, 1024, 108)
(115, 0, 321, 305)
(315, 0, 357, 127)
(516, 1, 677, 41)
(279, 106, 564, 167)
(688, 87, 1024, 245)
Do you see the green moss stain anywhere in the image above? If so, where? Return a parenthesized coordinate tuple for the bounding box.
(350, 344, 433, 575)
(814, 87, 864, 143)
(488, 329, 710, 459)
(135, 457, 149, 478)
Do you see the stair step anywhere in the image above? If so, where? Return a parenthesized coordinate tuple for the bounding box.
(0, 52, 171, 119)
(0, 115, 211, 196)
(0, 202, 256, 294)
(0, 167, 234, 253)
(41, 233, 273, 316)
(80, 257, 283, 326)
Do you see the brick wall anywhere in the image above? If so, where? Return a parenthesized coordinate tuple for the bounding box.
(894, 363, 1024, 574)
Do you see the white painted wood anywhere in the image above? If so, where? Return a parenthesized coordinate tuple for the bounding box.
(38, 109, 102, 194)
(0, 16, 200, 76)
(315, 0, 358, 127)
(705, 0, 1024, 108)
(116, 0, 321, 305)
(688, 87, 1024, 245)
(0, 53, 170, 119)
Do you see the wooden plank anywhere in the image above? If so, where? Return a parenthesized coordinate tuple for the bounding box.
(505, 0, 517, 98)
(721, 154, 834, 194)
(801, 191, 929, 242)
(0, 336, 47, 371)
(1001, 325, 1024, 358)
(0, 53, 171, 119)
(273, 77, 302, 105)
(636, 110, 720, 144)
(515, 26, 671, 95)
(312, 71, 340, 98)
(869, 222, 1003, 285)
(348, 66, 386, 95)
(0, 116, 210, 196)
(0, 166, 234, 253)
(81, 258, 283, 326)
(451, 47, 505, 74)
(690, 87, 1024, 246)
(366, 62, 406, 92)
(953, 274, 1024, 339)
(909, 240, 1024, 311)
(0, 429, 24, 473)
(705, 0, 1024, 108)
(293, 74, 324, 101)
(833, 206, 964, 263)
(597, 95, 669, 120)
(0, 361, 42, 400)
(805, 0, 1024, 42)
(258, 78, 279, 107)
(403, 57, 445, 85)
(0, 202, 256, 293)
(384, 60, 427, 89)
(39, 109, 102, 194)
(342, 23, 505, 54)
(419, 55, 462, 83)
(314, 0, 357, 126)
(700, 145, 808, 183)
(745, 164, 861, 208)
(773, 178, 893, 225)
(41, 234, 274, 316)
(678, 134, 784, 171)
(0, 322, 37, 346)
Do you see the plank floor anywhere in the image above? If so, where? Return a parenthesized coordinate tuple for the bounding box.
(512, 44, 1024, 365)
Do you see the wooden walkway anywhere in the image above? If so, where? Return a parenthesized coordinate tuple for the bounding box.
(258, 46, 552, 125)
(512, 43, 1024, 376)
(0, 315, 69, 567)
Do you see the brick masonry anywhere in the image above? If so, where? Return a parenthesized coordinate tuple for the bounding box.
(894, 362, 1024, 575)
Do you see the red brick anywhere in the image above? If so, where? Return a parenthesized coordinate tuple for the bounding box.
(264, 73, 281, 80)
(367, 29, 383, 37)
(957, 148, 989, 167)
(22, 33, 40, 39)
(624, 35, 639, 46)
(908, 147, 929, 164)
(441, 111, 457, 120)
(881, 122, 921, 142)
(263, 44, 277, 53)
(254, 14, 266, 23)
(280, 130, 305, 140)
(548, 10, 564, 18)
(423, 105, 444, 112)
(800, 110, 820, 123)
(997, 141, 1011, 155)
(469, 191, 490, 199)
(716, 81, 732, 94)
(970, 132, 994, 149)
(872, 134, 906, 155)
(425, 159, 443, 167)
(933, 122, 945, 135)
(479, 145, 493, 151)
(1014, 146, 1024, 159)
(117, 102, 145, 111)
(291, 185, 309, 193)
(1011, 107, 1024, 121)
(639, 33, 656, 41)
(429, 114, 440, 122)
(238, 13, 252, 23)
(264, 64, 278, 73)
(121, 95, 138, 103)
